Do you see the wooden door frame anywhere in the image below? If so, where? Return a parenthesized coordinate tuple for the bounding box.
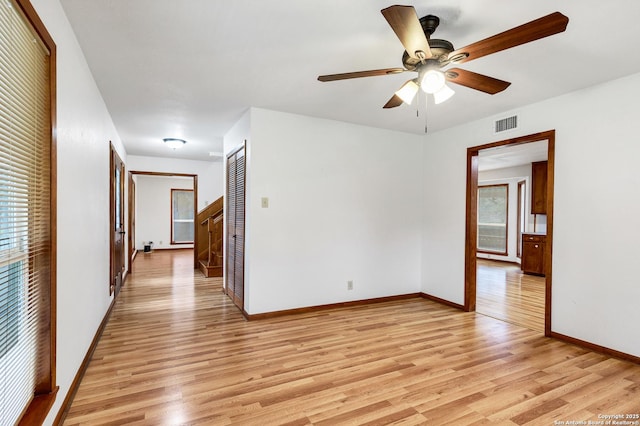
(128, 176, 136, 266)
(127, 171, 199, 272)
(464, 130, 555, 336)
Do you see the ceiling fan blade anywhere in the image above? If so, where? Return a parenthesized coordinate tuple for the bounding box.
(381, 5, 432, 60)
(445, 68, 511, 94)
(318, 68, 405, 82)
(448, 12, 569, 64)
(383, 94, 404, 109)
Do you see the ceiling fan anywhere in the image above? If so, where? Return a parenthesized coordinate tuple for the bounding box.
(318, 5, 569, 108)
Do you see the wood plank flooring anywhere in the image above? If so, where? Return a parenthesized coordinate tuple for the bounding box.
(476, 259, 545, 332)
(63, 250, 640, 425)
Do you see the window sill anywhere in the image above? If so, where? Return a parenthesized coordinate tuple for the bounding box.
(18, 387, 58, 426)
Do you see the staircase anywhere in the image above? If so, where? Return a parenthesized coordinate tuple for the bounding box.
(196, 196, 224, 277)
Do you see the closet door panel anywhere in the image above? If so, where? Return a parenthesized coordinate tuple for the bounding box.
(225, 146, 245, 311)
(226, 154, 237, 301)
(234, 151, 246, 308)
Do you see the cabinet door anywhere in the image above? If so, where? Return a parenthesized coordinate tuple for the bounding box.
(522, 241, 544, 275)
(531, 161, 547, 214)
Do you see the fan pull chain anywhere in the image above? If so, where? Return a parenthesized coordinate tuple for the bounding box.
(424, 94, 429, 134)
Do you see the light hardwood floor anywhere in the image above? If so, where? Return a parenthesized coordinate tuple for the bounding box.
(63, 250, 640, 425)
(476, 259, 545, 332)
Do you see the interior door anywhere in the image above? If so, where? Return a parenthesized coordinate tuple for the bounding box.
(226, 153, 237, 302)
(233, 149, 245, 308)
(226, 146, 245, 310)
(110, 144, 125, 295)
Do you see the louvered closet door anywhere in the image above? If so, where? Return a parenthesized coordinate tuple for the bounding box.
(226, 154, 237, 303)
(233, 149, 245, 309)
(225, 146, 245, 311)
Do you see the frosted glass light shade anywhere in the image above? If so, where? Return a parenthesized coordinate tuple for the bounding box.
(433, 84, 455, 104)
(395, 80, 419, 105)
(421, 70, 445, 94)
(163, 138, 186, 149)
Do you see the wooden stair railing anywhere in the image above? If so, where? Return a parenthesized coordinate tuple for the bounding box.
(196, 196, 224, 277)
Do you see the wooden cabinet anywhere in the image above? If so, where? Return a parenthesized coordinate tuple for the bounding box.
(531, 161, 547, 214)
(521, 233, 546, 276)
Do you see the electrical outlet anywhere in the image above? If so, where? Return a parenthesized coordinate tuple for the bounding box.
(347, 280, 353, 290)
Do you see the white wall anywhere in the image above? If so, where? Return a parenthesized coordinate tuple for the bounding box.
(231, 108, 424, 315)
(222, 110, 250, 302)
(30, 1, 125, 424)
(422, 72, 640, 357)
(127, 155, 223, 210)
(223, 110, 250, 157)
(135, 175, 194, 250)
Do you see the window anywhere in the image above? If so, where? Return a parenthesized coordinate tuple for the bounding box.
(171, 189, 194, 244)
(477, 184, 508, 254)
(0, 0, 57, 424)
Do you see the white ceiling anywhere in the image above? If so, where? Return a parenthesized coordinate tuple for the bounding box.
(59, 0, 640, 162)
(478, 140, 547, 172)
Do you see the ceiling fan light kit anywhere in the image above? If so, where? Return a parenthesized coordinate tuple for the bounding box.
(395, 80, 419, 104)
(433, 84, 455, 105)
(318, 5, 569, 112)
(163, 138, 186, 150)
(420, 68, 446, 94)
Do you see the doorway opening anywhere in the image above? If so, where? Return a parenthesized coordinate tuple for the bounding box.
(127, 171, 199, 274)
(465, 130, 555, 335)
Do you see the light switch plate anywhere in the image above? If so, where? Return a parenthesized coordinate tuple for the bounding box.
(261, 197, 269, 208)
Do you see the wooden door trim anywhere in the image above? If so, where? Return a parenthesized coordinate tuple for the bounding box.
(127, 173, 135, 268)
(128, 171, 199, 269)
(465, 130, 555, 336)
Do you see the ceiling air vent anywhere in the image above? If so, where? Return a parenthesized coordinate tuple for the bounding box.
(494, 115, 518, 133)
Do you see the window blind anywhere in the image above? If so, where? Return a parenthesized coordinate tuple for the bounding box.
(0, 0, 53, 424)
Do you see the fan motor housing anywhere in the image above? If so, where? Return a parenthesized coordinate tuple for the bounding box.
(401, 14, 454, 70)
(402, 39, 454, 70)
(420, 14, 440, 36)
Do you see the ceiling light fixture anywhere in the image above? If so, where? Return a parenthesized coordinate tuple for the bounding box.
(163, 138, 186, 150)
(394, 69, 455, 107)
(433, 84, 455, 104)
(394, 80, 420, 105)
(420, 69, 446, 94)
